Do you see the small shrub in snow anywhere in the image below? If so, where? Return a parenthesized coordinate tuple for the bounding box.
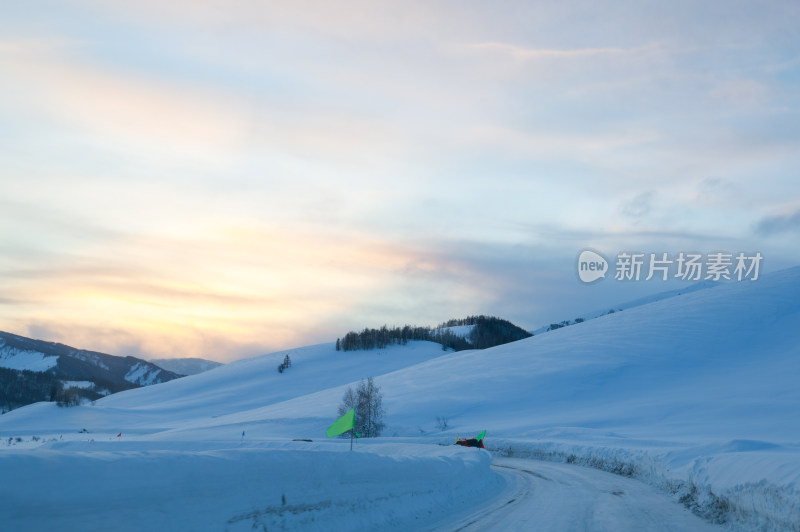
(56, 387, 83, 407)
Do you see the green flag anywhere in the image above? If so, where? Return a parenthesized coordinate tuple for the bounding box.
(326, 408, 355, 438)
(477, 430, 486, 441)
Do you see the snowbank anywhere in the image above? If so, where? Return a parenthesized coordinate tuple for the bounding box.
(0, 440, 498, 531)
(487, 438, 800, 532)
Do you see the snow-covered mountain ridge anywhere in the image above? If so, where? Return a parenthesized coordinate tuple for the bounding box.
(0, 331, 182, 411)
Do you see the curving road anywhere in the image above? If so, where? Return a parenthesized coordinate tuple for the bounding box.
(429, 457, 720, 531)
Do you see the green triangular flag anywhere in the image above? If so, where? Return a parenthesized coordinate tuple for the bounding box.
(326, 408, 355, 438)
(477, 430, 486, 441)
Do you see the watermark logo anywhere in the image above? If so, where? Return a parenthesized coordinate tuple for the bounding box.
(577, 250, 609, 283)
(577, 250, 763, 283)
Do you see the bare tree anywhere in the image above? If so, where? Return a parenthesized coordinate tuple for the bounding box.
(356, 377, 385, 438)
(338, 387, 357, 417)
(337, 377, 385, 438)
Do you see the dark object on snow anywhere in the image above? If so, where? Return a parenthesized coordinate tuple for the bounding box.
(455, 430, 486, 448)
(292, 439, 313, 442)
(455, 437, 484, 448)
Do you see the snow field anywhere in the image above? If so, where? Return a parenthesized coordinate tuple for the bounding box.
(0, 440, 498, 532)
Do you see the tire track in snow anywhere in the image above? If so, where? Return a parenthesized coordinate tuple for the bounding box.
(430, 457, 722, 531)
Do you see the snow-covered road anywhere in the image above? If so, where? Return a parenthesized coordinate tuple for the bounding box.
(430, 457, 720, 532)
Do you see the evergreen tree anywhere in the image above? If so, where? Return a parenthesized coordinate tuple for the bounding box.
(277, 354, 292, 373)
(336, 316, 531, 353)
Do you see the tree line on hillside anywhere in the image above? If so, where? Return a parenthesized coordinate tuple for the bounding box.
(336, 315, 532, 353)
(441, 315, 533, 349)
(0, 367, 104, 413)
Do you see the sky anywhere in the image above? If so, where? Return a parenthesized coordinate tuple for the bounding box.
(1, 1, 799, 362)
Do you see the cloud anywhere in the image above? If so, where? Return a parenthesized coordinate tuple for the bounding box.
(456, 124, 660, 161)
(0, 40, 249, 154)
(2, 1, 799, 361)
(0, 296, 35, 306)
(19, 320, 266, 362)
(710, 79, 769, 109)
(0, 220, 510, 358)
(458, 42, 639, 60)
(74, 0, 456, 43)
(513, 220, 734, 248)
(619, 191, 656, 219)
(0, 198, 127, 243)
(755, 209, 800, 235)
(693, 177, 741, 206)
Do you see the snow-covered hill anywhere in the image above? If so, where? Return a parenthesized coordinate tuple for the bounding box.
(1, 267, 799, 530)
(0, 341, 453, 433)
(530, 279, 719, 334)
(0, 341, 484, 531)
(149, 357, 223, 376)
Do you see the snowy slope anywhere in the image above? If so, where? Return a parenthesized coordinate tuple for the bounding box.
(530, 279, 719, 334)
(0, 343, 59, 371)
(81, 267, 793, 446)
(150, 357, 223, 376)
(0, 340, 456, 434)
(432, 324, 475, 341)
(0, 341, 490, 531)
(1, 267, 799, 530)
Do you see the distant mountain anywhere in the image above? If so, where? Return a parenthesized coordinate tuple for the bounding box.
(150, 357, 223, 376)
(337, 315, 532, 352)
(0, 331, 182, 412)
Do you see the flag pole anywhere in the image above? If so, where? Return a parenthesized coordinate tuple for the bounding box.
(350, 429, 353, 451)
